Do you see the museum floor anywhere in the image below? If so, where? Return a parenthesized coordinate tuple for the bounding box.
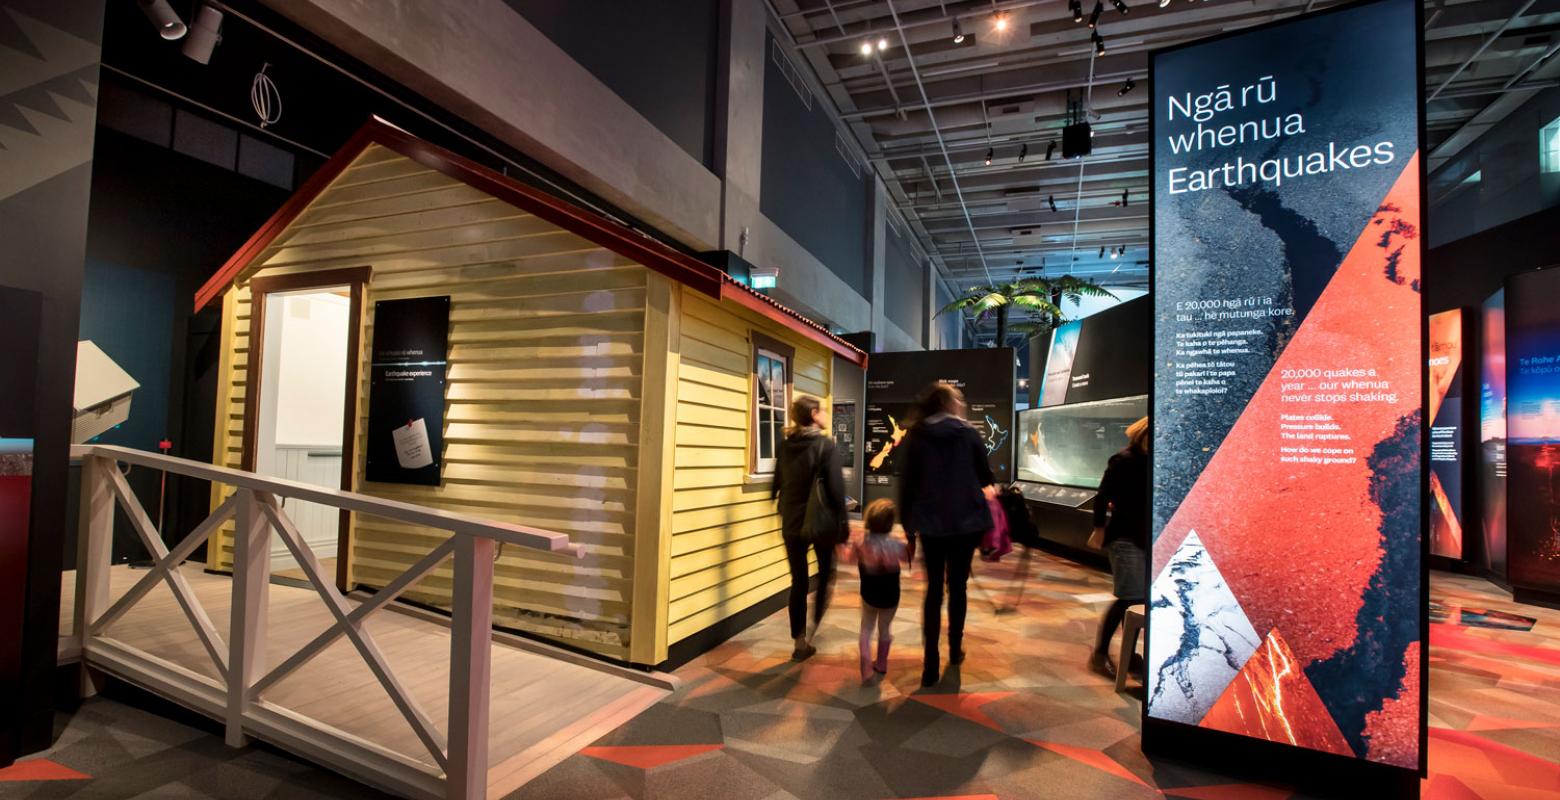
(5, 551, 1558, 799)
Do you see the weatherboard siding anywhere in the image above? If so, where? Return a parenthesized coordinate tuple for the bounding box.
(207, 145, 646, 659)
(664, 288, 833, 647)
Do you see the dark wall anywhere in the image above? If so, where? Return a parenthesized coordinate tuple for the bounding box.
(759, 30, 870, 295)
(0, 0, 105, 762)
(884, 222, 926, 339)
(512, 0, 719, 169)
(1428, 83, 1560, 248)
(1425, 201, 1560, 315)
(74, 128, 291, 566)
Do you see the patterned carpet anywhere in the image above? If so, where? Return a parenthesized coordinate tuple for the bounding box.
(5, 552, 1558, 799)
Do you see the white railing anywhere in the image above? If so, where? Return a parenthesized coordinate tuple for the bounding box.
(68, 444, 582, 800)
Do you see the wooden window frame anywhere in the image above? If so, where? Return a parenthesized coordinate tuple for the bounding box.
(241, 266, 370, 591)
(749, 331, 795, 478)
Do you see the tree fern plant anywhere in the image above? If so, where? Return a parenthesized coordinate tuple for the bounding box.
(938, 276, 1114, 347)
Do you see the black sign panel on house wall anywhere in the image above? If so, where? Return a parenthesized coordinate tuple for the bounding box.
(862, 348, 1016, 505)
(366, 297, 449, 486)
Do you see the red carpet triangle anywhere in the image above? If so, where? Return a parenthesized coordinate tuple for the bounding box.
(0, 759, 91, 782)
(579, 744, 723, 770)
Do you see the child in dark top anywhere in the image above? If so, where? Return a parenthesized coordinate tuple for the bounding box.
(855, 499, 908, 684)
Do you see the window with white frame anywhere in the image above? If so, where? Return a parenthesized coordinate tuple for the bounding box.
(751, 333, 793, 475)
(1541, 116, 1560, 173)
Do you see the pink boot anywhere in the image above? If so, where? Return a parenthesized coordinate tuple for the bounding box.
(874, 637, 893, 676)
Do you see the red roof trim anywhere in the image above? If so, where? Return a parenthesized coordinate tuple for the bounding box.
(193, 118, 866, 366)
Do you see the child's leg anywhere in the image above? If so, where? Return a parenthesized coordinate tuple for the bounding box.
(859, 605, 878, 682)
(874, 605, 897, 672)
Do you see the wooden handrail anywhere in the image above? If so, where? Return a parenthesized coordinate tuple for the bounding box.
(71, 444, 583, 558)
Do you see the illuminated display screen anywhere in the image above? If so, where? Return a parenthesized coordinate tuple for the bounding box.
(1148, 0, 1422, 771)
(1428, 309, 1465, 559)
(1017, 395, 1147, 488)
(1479, 290, 1507, 578)
(1505, 269, 1560, 593)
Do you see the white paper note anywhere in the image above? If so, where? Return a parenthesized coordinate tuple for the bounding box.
(392, 418, 433, 469)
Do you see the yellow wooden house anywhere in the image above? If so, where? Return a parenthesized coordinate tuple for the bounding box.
(192, 119, 867, 667)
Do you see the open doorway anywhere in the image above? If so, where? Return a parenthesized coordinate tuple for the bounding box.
(242, 269, 366, 583)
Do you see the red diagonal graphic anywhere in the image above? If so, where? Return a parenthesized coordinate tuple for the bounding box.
(1429, 728, 1560, 791)
(1153, 155, 1423, 669)
(911, 692, 1015, 732)
(1430, 623, 1560, 666)
(1025, 740, 1147, 786)
(579, 744, 723, 770)
(1199, 629, 1353, 756)
(0, 759, 90, 782)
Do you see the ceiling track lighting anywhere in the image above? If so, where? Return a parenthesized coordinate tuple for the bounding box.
(1088, 1, 1103, 28)
(138, 0, 187, 40)
(1122, 188, 1130, 207)
(952, 18, 965, 43)
(1111, 0, 1130, 14)
(1045, 140, 1057, 161)
(1047, 195, 1058, 213)
(182, 4, 223, 64)
(1070, 0, 1084, 23)
(1160, 0, 1172, 7)
(1118, 77, 1136, 96)
(1110, 248, 1119, 259)
(1099, 246, 1107, 259)
(860, 40, 874, 56)
(984, 147, 994, 166)
(1093, 31, 1106, 56)
(993, 11, 1009, 32)
(1018, 143, 1028, 162)
(877, 37, 889, 52)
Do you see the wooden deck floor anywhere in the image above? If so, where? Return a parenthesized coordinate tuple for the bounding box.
(61, 565, 669, 798)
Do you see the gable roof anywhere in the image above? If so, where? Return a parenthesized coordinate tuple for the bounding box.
(194, 118, 867, 366)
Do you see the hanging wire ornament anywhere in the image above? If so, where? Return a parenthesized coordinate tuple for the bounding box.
(251, 63, 282, 128)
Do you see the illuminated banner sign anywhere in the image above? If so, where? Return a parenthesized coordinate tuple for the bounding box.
(1149, 0, 1423, 776)
(1428, 309, 1465, 559)
(1479, 290, 1507, 578)
(1505, 268, 1560, 594)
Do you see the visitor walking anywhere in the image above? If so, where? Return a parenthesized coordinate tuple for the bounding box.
(1087, 416, 1151, 680)
(771, 395, 847, 660)
(898, 383, 996, 687)
(855, 499, 907, 683)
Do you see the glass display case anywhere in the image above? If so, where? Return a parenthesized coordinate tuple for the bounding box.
(1017, 394, 1148, 488)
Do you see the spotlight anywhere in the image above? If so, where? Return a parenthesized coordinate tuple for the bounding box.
(1093, 31, 1106, 56)
(878, 37, 890, 51)
(1047, 195, 1058, 213)
(1111, 0, 1130, 13)
(984, 147, 994, 166)
(993, 11, 1009, 31)
(1088, 1, 1103, 28)
(1099, 246, 1106, 259)
(1018, 143, 1029, 162)
(1070, 0, 1084, 23)
(1110, 248, 1119, 259)
(1045, 140, 1057, 161)
(1119, 245, 1127, 256)
(1118, 78, 1136, 96)
(138, 0, 187, 40)
(1159, 0, 1171, 6)
(953, 18, 965, 43)
(860, 40, 874, 56)
(1122, 188, 1129, 207)
(182, 4, 223, 64)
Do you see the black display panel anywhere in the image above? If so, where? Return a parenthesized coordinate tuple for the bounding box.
(1148, 0, 1423, 782)
(365, 296, 450, 486)
(863, 348, 1015, 504)
(1505, 268, 1560, 593)
(1035, 296, 1150, 408)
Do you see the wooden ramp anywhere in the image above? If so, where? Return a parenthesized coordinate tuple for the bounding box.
(63, 565, 669, 798)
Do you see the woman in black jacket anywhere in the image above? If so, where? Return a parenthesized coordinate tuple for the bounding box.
(1087, 416, 1150, 680)
(899, 383, 995, 687)
(771, 395, 847, 660)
